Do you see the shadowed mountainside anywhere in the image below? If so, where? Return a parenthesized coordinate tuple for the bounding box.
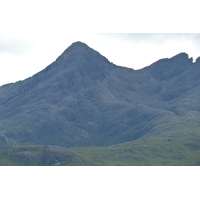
(0, 41, 200, 153)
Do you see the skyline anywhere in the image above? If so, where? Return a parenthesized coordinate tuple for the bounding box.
(0, 33, 200, 86)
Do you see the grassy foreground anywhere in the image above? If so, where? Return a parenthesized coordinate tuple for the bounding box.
(0, 130, 199, 166)
(0, 118, 199, 166)
(68, 139, 200, 166)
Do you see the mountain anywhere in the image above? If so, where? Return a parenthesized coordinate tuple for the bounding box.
(0, 41, 200, 165)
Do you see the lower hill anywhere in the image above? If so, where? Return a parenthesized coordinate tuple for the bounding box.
(0, 145, 88, 166)
(1, 118, 200, 166)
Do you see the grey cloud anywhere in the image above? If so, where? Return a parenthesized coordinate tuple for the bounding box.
(0, 34, 35, 56)
(120, 33, 199, 44)
(96, 33, 200, 45)
(188, 33, 200, 50)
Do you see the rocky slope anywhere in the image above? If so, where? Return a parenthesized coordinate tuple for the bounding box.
(0, 41, 200, 149)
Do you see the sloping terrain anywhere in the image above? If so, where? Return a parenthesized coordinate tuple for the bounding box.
(0, 41, 200, 165)
(1, 130, 200, 166)
(0, 145, 87, 166)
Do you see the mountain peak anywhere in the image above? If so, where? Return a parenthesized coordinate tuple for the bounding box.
(71, 41, 88, 46)
(145, 52, 194, 81)
(172, 52, 189, 58)
(61, 41, 94, 56)
(33, 41, 113, 84)
(170, 52, 192, 62)
(195, 56, 200, 63)
(171, 52, 194, 66)
(67, 41, 90, 50)
(55, 41, 112, 69)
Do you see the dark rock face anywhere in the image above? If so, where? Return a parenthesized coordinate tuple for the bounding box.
(4, 145, 86, 165)
(0, 42, 200, 148)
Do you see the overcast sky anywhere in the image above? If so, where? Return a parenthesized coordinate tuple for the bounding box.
(1, 33, 200, 86)
(1, 1, 200, 86)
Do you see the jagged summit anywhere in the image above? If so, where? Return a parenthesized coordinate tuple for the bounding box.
(171, 52, 189, 59)
(195, 56, 200, 63)
(55, 41, 111, 67)
(62, 41, 91, 54)
(152, 52, 192, 65)
(70, 41, 90, 48)
(28, 41, 113, 86)
(170, 52, 194, 63)
(60, 41, 100, 58)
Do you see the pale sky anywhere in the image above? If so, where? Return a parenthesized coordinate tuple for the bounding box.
(0, 0, 200, 86)
(0, 33, 200, 86)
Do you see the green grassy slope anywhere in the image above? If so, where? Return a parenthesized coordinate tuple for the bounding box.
(68, 139, 200, 166)
(0, 116, 199, 166)
(0, 149, 24, 166)
(68, 118, 200, 166)
(1, 121, 199, 166)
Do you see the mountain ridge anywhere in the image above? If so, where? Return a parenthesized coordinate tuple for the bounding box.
(0, 41, 199, 150)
